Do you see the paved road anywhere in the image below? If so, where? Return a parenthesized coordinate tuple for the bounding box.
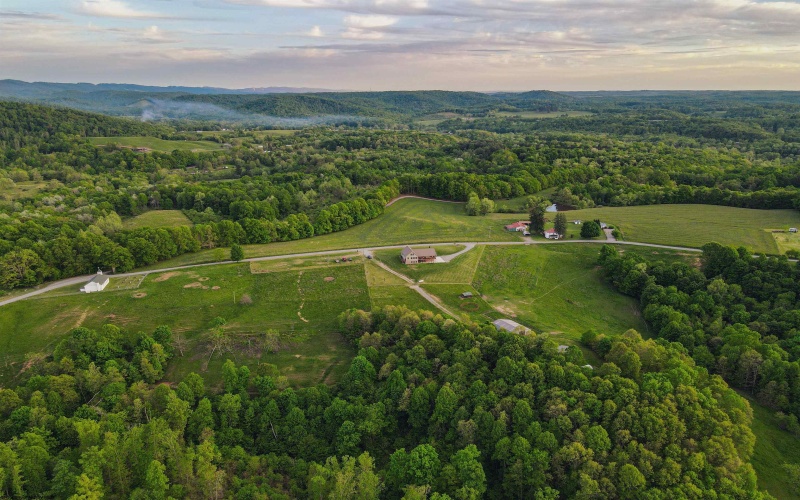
(0, 239, 705, 308)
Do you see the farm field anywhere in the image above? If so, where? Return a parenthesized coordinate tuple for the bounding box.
(471, 245, 649, 341)
(0, 254, 465, 388)
(567, 204, 800, 254)
(123, 210, 193, 229)
(143, 198, 522, 270)
(772, 230, 800, 254)
(0, 262, 373, 387)
(88, 136, 224, 152)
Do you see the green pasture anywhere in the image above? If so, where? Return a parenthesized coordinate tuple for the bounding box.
(143, 198, 522, 270)
(0, 262, 370, 387)
(88, 136, 224, 152)
(567, 204, 800, 254)
(123, 210, 193, 229)
(470, 245, 649, 340)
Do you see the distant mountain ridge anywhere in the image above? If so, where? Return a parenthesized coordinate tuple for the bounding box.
(0, 80, 334, 96)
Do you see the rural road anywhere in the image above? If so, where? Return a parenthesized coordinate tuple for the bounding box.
(369, 257, 461, 318)
(0, 238, 703, 308)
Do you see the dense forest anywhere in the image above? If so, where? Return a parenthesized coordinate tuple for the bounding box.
(0, 307, 770, 499)
(598, 244, 800, 426)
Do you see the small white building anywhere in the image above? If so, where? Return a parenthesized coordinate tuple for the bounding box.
(790, 228, 798, 233)
(544, 228, 560, 240)
(81, 271, 109, 293)
(557, 345, 570, 353)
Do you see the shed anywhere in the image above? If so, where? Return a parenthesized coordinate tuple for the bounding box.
(790, 228, 798, 233)
(557, 345, 569, 353)
(492, 318, 529, 334)
(460, 292, 473, 299)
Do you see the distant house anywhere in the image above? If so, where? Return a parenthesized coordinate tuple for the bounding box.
(400, 246, 437, 264)
(505, 221, 528, 232)
(492, 318, 530, 334)
(557, 345, 569, 353)
(544, 228, 560, 240)
(546, 204, 558, 213)
(791, 228, 798, 233)
(80, 271, 109, 293)
(460, 292, 473, 299)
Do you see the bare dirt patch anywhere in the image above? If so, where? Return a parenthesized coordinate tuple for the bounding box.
(183, 282, 202, 289)
(198, 277, 210, 282)
(212, 286, 221, 290)
(494, 304, 517, 317)
(73, 309, 90, 328)
(324, 276, 335, 282)
(154, 271, 181, 282)
(132, 292, 147, 298)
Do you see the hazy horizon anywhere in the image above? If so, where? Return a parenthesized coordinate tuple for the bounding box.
(3, 0, 800, 91)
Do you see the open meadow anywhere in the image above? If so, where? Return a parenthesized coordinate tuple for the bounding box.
(143, 197, 523, 269)
(88, 136, 224, 152)
(123, 210, 193, 229)
(566, 204, 800, 254)
(0, 256, 455, 388)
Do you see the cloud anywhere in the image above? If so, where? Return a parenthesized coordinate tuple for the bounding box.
(77, 0, 165, 19)
(308, 25, 324, 37)
(0, 10, 63, 20)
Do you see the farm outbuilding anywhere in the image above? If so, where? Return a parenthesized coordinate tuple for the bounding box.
(492, 318, 530, 334)
(544, 228, 560, 239)
(460, 292, 473, 298)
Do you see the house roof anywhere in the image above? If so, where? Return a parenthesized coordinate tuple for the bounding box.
(88, 274, 109, 285)
(505, 221, 527, 229)
(401, 246, 437, 258)
(415, 248, 437, 258)
(544, 228, 558, 234)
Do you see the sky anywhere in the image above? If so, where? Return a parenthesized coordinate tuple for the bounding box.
(2, 0, 800, 90)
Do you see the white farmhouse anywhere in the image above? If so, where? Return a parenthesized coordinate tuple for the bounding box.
(80, 271, 109, 293)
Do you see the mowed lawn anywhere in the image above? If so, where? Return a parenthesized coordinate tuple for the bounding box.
(88, 136, 224, 152)
(566, 204, 800, 254)
(143, 198, 523, 270)
(123, 210, 193, 229)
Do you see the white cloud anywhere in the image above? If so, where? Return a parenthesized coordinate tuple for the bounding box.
(308, 25, 324, 37)
(343, 14, 398, 28)
(77, 0, 163, 19)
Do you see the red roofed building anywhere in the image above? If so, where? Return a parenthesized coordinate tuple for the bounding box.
(505, 221, 529, 232)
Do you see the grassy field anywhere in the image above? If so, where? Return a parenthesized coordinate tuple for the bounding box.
(88, 136, 224, 152)
(471, 245, 649, 341)
(566, 205, 800, 254)
(0, 254, 454, 388)
(123, 210, 193, 229)
(0, 262, 372, 387)
(772, 230, 800, 254)
(746, 395, 800, 499)
(143, 198, 522, 270)
(374, 246, 485, 284)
